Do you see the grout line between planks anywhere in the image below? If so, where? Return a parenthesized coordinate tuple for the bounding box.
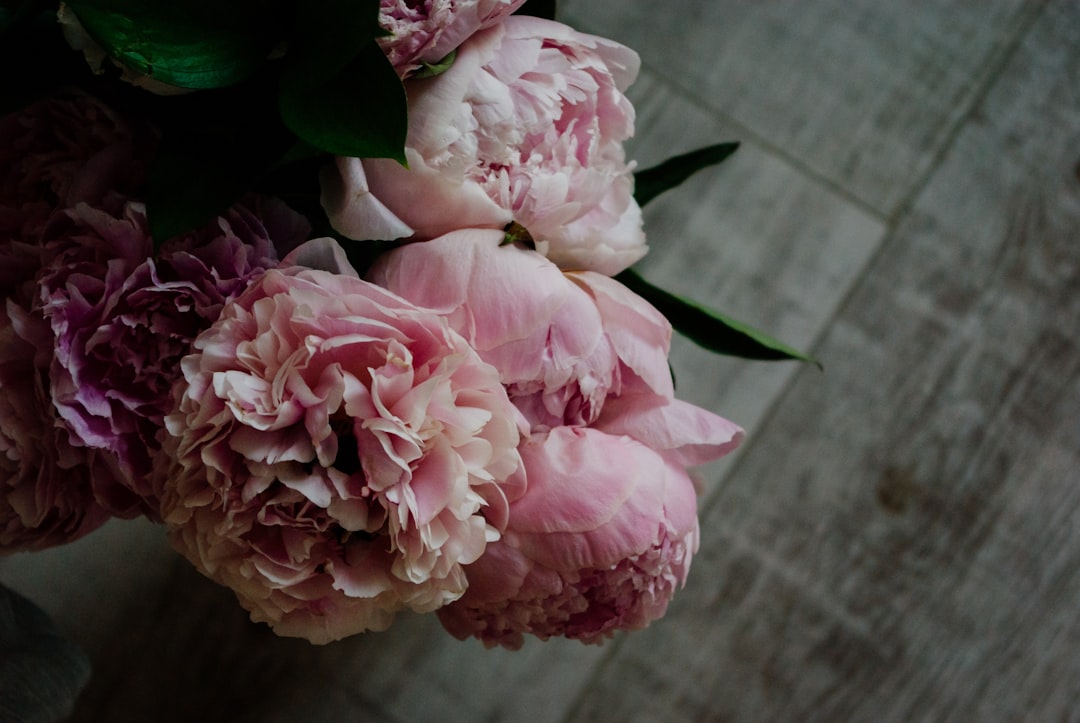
(881, 0, 1050, 226)
(634, 65, 892, 225)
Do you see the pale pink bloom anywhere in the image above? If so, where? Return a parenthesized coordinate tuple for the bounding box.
(369, 229, 620, 429)
(0, 299, 111, 552)
(324, 16, 646, 275)
(437, 426, 700, 648)
(368, 230, 743, 461)
(378, 0, 527, 77)
(158, 264, 525, 643)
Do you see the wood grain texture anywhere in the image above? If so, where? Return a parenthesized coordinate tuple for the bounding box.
(562, 0, 1043, 215)
(568, 1, 1080, 720)
(622, 71, 885, 483)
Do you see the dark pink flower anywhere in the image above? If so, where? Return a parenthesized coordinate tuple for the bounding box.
(0, 299, 110, 552)
(38, 198, 298, 516)
(158, 266, 525, 643)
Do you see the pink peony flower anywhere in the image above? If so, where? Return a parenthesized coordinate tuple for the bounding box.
(367, 229, 743, 461)
(38, 197, 299, 517)
(0, 299, 111, 552)
(377, 0, 527, 77)
(437, 426, 700, 648)
(323, 16, 646, 275)
(158, 265, 525, 643)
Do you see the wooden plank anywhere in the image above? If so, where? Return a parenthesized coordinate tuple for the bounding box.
(567, 2, 1080, 720)
(0, 70, 884, 721)
(561, 0, 1043, 216)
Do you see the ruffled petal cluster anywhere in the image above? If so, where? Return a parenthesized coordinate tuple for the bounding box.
(378, 0, 527, 77)
(158, 265, 525, 643)
(0, 299, 111, 551)
(0, 91, 150, 549)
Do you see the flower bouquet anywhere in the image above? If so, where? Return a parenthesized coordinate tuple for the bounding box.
(0, 0, 812, 679)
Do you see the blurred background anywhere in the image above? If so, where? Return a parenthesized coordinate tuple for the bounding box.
(2, 0, 1078, 720)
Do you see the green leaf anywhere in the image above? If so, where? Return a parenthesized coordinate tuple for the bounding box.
(269, 139, 326, 171)
(143, 74, 297, 247)
(514, 0, 557, 20)
(634, 141, 740, 207)
(64, 0, 289, 89)
(279, 40, 407, 161)
(144, 140, 247, 247)
(285, 0, 384, 82)
(615, 269, 820, 366)
(279, 1, 405, 160)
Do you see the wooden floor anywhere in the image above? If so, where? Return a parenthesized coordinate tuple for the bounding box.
(3, 1, 1078, 720)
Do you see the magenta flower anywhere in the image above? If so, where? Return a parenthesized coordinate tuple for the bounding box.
(324, 16, 646, 275)
(378, 0, 527, 77)
(38, 198, 298, 516)
(437, 426, 700, 648)
(158, 266, 525, 643)
(0, 299, 110, 552)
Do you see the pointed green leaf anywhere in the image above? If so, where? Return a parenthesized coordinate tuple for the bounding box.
(279, 40, 407, 161)
(286, 0, 385, 82)
(634, 141, 739, 207)
(615, 269, 820, 366)
(269, 140, 326, 171)
(143, 77, 297, 248)
(64, 0, 290, 89)
(279, 1, 405, 161)
(145, 141, 246, 248)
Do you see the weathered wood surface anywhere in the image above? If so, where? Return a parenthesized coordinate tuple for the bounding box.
(562, 0, 1043, 216)
(568, 0, 1080, 720)
(1, 1, 1075, 721)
